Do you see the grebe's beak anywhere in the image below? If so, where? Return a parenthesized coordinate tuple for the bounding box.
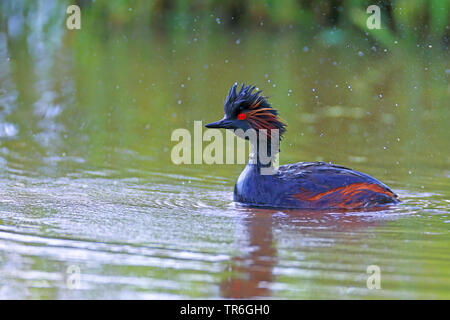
(205, 118, 234, 129)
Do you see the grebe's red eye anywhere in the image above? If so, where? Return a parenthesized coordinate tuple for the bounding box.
(237, 113, 246, 120)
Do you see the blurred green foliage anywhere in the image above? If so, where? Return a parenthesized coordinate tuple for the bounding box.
(1, 0, 448, 49)
(70, 0, 450, 47)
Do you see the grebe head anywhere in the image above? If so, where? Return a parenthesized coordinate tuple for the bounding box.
(205, 83, 287, 140)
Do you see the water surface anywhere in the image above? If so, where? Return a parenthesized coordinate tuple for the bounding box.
(0, 2, 449, 299)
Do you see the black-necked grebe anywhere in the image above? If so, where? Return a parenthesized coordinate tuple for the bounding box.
(205, 83, 399, 209)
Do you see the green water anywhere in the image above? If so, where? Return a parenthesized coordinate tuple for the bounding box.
(0, 2, 449, 299)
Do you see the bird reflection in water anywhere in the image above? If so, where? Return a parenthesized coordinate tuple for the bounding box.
(220, 206, 389, 298)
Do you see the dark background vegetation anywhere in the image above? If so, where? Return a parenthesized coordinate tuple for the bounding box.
(71, 0, 449, 48)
